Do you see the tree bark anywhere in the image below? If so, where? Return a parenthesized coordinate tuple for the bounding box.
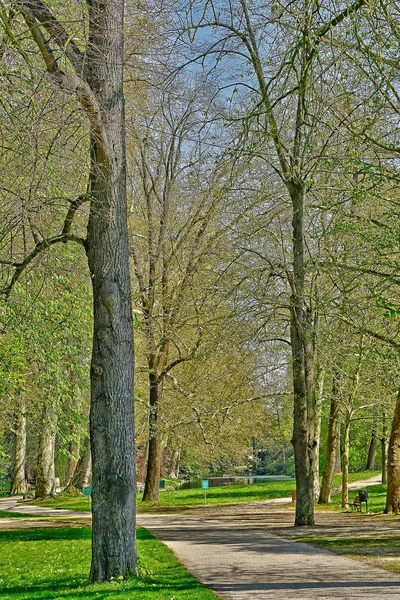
(334, 433, 341, 473)
(10, 396, 27, 495)
(289, 181, 315, 526)
(65, 437, 91, 492)
(142, 373, 162, 501)
(381, 409, 389, 485)
(318, 372, 340, 504)
(65, 438, 79, 484)
(385, 390, 400, 514)
(85, 1, 136, 581)
(366, 411, 378, 470)
(341, 410, 351, 508)
(313, 368, 324, 499)
(35, 402, 57, 499)
(10, 0, 136, 581)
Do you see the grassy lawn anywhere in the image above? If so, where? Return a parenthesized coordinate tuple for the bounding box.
(20, 470, 381, 513)
(316, 483, 387, 514)
(0, 525, 220, 600)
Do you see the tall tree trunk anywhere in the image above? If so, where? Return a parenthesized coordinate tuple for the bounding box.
(65, 438, 79, 484)
(11, 0, 136, 581)
(85, 2, 136, 581)
(381, 409, 389, 485)
(366, 410, 378, 470)
(10, 396, 27, 495)
(319, 371, 340, 504)
(289, 181, 315, 526)
(341, 410, 351, 508)
(65, 437, 91, 492)
(313, 367, 324, 499)
(169, 448, 180, 479)
(334, 432, 341, 473)
(385, 390, 400, 514)
(142, 373, 161, 502)
(35, 402, 57, 499)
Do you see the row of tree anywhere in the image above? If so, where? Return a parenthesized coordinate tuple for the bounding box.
(2, 0, 400, 583)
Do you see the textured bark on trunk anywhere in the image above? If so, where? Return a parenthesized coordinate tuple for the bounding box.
(169, 448, 180, 479)
(341, 411, 351, 508)
(66, 439, 79, 483)
(312, 368, 324, 499)
(35, 403, 57, 499)
(366, 434, 377, 470)
(10, 397, 27, 495)
(318, 372, 340, 504)
(381, 411, 389, 485)
(142, 373, 161, 502)
(385, 390, 400, 514)
(85, 2, 136, 581)
(66, 437, 91, 492)
(289, 182, 315, 526)
(12, 0, 136, 582)
(334, 433, 341, 473)
(366, 415, 378, 470)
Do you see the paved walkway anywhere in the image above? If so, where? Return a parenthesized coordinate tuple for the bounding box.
(1, 478, 400, 599)
(138, 510, 400, 599)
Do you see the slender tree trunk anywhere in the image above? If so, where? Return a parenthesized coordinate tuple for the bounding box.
(312, 367, 324, 499)
(10, 396, 27, 495)
(341, 410, 351, 508)
(170, 448, 180, 479)
(35, 402, 57, 499)
(319, 372, 340, 504)
(85, 1, 136, 581)
(66, 437, 91, 492)
(381, 409, 389, 485)
(142, 373, 161, 501)
(385, 390, 400, 514)
(334, 432, 341, 473)
(65, 438, 79, 484)
(366, 411, 378, 470)
(289, 181, 315, 526)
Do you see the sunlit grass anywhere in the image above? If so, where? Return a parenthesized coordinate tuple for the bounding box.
(21, 471, 381, 513)
(0, 526, 219, 599)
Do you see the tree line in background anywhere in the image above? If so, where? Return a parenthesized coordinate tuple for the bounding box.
(1, 0, 400, 582)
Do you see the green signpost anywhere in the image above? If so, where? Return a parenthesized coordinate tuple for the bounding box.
(83, 486, 92, 508)
(201, 479, 209, 502)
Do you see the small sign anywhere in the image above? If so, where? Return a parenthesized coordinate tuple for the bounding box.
(83, 486, 92, 496)
(201, 479, 209, 490)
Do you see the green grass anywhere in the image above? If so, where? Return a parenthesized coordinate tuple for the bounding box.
(22, 471, 380, 513)
(0, 510, 43, 519)
(314, 471, 384, 514)
(0, 526, 219, 599)
(22, 479, 298, 512)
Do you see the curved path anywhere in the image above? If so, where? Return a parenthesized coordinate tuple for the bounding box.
(1, 478, 400, 599)
(138, 509, 400, 600)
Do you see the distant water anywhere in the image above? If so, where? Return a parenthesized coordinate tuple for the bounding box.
(178, 475, 294, 490)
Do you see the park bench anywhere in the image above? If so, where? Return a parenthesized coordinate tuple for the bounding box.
(349, 489, 369, 513)
(349, 495, 361, 511)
